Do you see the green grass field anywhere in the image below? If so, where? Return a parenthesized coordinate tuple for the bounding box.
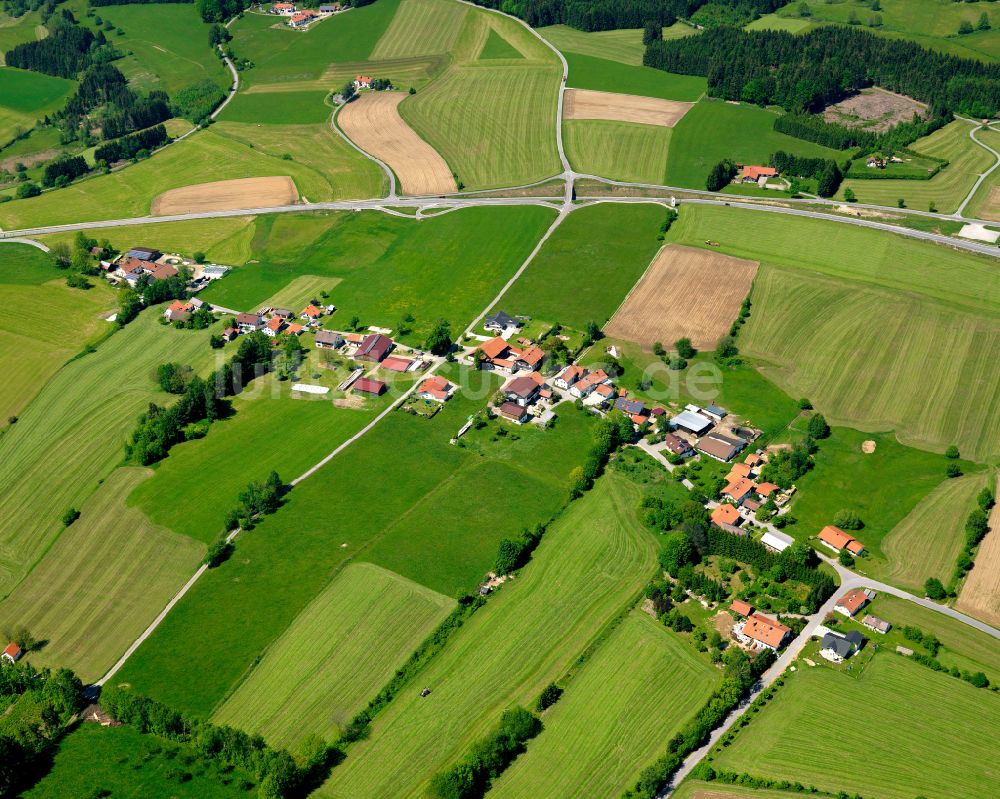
(0, 124, 384, 229)
(39, 216, 258, 266)
(739, 264, 1000, 461)
(667, 205, 1000, 315)
(772, 0, 1000, 62)
(112, 371, 597, 715)
(216, 90, 332, 124)
(564, 119, 671, 183)
(712, 654, 1000, 799)
(746, 13, 813, 33)
(479, 27, 523, 59)
(316, 472, 658, 798)
(213, 562, 454, 749)
(563, 51, 706, 102)
(77, 3, 229, 95)
(502, 202, 665, 329)
(230, 0, 401, 88)
(539, 22, 696, 66)
(200, 206, 555, 342)
(0, 9, 44, 59)
(879, 472, 991, 591)
(129, 372, 379, 544)
(490, 611, 717, 798)
(0, 312, 213, 599)
(788, 427, 959, 557)
(370, 0, 468, 59)
(964, 126, 1000, 220)
(839, 120, 994, 213)
(0, 65, 75, 145)
(664, 100, 844, 189)
(24, 724, 253, 799)
(0, 468, 204, 682)
(0, 243, 115, 422)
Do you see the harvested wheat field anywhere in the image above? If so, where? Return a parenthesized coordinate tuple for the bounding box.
(956, 475, 1000, 627)
(563, 89, 693, 127)
(151, 176, 298, 215)
(606, 245, 758, 350)
(339, 92, 456, 195)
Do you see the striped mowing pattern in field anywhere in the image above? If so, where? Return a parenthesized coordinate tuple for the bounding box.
(316, 474, 658, 798)
(564, 119, 670, 183)
(489, 611, 716, 798)
(539, 22, 695, 66)
(0, 468, 204, 682)
(879, 472, 990, 592)
(741, 264, 1000, 461)
(213, 563, 453, 749)
(401, 64, 562, 189)
(370, 0, 469, 59)
(839, 119, 995, 213)
(712, 655, 1000, 799)
(964, 127, 1000, 220)
(0, 313, 214, 598)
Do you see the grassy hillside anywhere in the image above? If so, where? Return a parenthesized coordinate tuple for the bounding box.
(317, 473, 657, 798)
(839, 119, 994, 213)
(564, 118, 671, 183)
(216, 90, 332, 124)
(0, 243, 115, 422)
(0, 66, 75, 146)
(563, 51, 706, 102)
(0, 468, 204, 682)
(880, 472, 991, 591)
(0, 125, 384, 229)
(739, 264, 1000, 460)
(0, 312, 213, 598)
(665, 100, 844, 189)
(213, 563, 454, 749)
(502, 202, 666, 329)
(539, 22, 696, 66)
(112, 373, 597, 715)
(490, 611, 716, 798)
(370, 0, 468, 59)
(712, 655, 1000, 799)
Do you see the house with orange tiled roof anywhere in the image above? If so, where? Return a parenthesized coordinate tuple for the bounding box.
(300, 304, 323, 324)
(730, 599, 754, 617)
(512, 345, 544, 372)
(726, 462, 752, 482)
(418, 375, 453, 402)
(755, 482, 780, 498)
(734, 613, 791, 651)
(553, 364, 584, 390)
(587, 382, 615, 408)
(163, 299, 193, 323)
(354, 75, 373, 89)
(284, 323, 304, 336)
(835, 588, 872, 617)
(478, 336, 517, 374)
(818, 525, 865, 555)
(741, 165, 778, 184)
(570, 369, 609, 399)
(2, 642, 22, 664)
(722, 478, 756, 506)
(711, 503, 742, 529)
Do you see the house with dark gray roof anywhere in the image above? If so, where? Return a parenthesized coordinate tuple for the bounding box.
(819, 630, 866, 663)
(484, 311, 520, 332)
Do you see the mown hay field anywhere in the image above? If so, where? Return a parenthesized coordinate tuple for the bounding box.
(0, 65, 75, 145)
(213, 563, 453, 749)
(503, 202, 666, 329)
(739, 264, 1000, 461)
(370, 0, 468, 59)
(562, 51, 707, 102)
(667, 204, 1000, 315)
(712, 655, 1000, 799)
(0, 468, 204, 682)
(880, 472, 990, 592)
(112, 378, 597, 716)
(490, 611, 716, 799)
(606, 244, 758, 350)
(956, 475, 1000, 628)
(0, 244, 115, 422)
(151, 176, 298, 216)
(964, 127, 1000, 220)
(316, 474, 658, 798)
(338, 92, 456, 194)
(0, 125, 384, 229)
(0, 313, 213, 598)
(217, 90, 332, 125)
(839, 119, 995, 213)
(564, 119, 671, 184)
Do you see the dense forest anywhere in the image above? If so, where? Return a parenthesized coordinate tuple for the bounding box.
(4, 11, 93, 77)
(466, 0, 782, 33)
(644, 25, 1000, 117)
(60, 63, 172, 139)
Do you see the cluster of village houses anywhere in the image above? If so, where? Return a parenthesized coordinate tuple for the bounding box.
(103, 246, 230, 292)
(269, 2, 343, 29)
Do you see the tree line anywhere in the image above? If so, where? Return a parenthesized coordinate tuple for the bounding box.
(773, 112, 948, 153)
(4, 11, 93, 77)
(644, 25, 1000, 118)
(94, 123, 169, 165)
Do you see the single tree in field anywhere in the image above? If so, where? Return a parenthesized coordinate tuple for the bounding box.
(959, 19, 974, 36)
(945, 445, 960, 459)
(833, 509, 863, 530)
(924, 577, 947, 600)
(424, 318, 453, 355)
(674, 337, 696, 359)
(978, 12, 991, 31)
(798, 2, 811, 18)
(843, 187, 856, 202)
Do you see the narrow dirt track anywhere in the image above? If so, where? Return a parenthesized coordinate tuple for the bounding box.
(563, 88, 693, 127)
(338, 92, 457, 195)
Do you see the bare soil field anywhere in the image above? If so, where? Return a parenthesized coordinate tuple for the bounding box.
(978, 186, 1000, 221)
(151, 176, 298, 215)
(563, 89, 693, 127)
(955, 475, 1000, 627)
(338, 91, 456, 195)
(605, 244, 758, 349)
(823, 87, 928, 133)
